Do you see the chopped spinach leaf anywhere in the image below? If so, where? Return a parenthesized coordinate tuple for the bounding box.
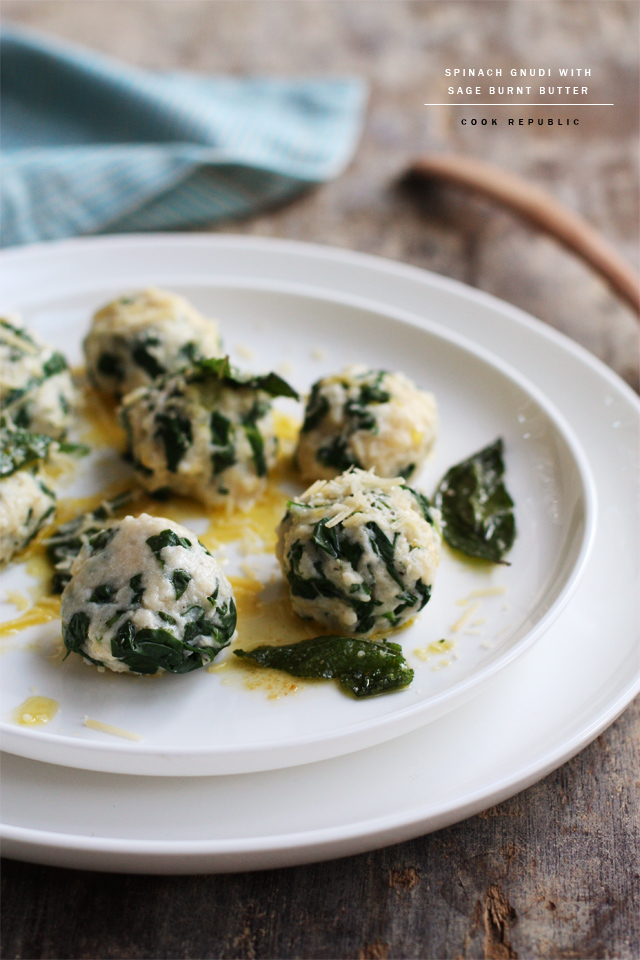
(97, 352, 125, 382)
(190, 356, 298, 398)
(131, 337, 165, 378)
(366, 521, 405, 588)
(356, 375, 390, 407)
(57, 441, 91, 457)
(235, 635, 413, 698)
(243, 422, 267, 476)
(42, 352, 68, 378)
(210, 411, 236, 475)
(434, 438, 516, 563)
(62, 611, 91, 655)
(171, 568, 191, 600)
(312, 518, 363, 569)
(89, 583, 116, 604)
(88, 527, 117, 553)
(154, 410, 192, 472)
(52, 571, 72, 593)
(183, 597, 237, 645)
(129, 573, 145, 605)
(317, 436, 361, 472)
(0, 318, 35, 342)
(108, 619, 226, 675)
(105, 609, 125, 628)
(0, 427, 54, 477)
(301, 382, 330, 432)
(178, 341, 202, 364)
(286, 541, 376, 631)
(146, 529, 192, 566)
(405, 486, 435, 525)
(87, 598, 238, 674)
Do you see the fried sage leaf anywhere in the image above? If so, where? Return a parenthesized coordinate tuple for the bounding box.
(434, 438, 515, 563)
(189, 355, 299, 399)
(234, 635, 413, 698)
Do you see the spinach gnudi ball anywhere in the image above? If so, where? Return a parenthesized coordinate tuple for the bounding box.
(119, 357, 298, 512)
(296, 365, 438, 482)
(0, 317, 77, 439)
(84, 288, 222, 399)
(61, 514, 236, 674)
(0, 423, 57, 565)
(277, 468, 440, 636)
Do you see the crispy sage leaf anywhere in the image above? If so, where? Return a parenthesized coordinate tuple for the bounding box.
(434, 438, 515, 563)
(189, 355, 298, 399)
(234, 635, 413, 698)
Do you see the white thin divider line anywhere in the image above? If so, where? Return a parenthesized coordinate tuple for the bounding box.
(424, 103, 614, 106)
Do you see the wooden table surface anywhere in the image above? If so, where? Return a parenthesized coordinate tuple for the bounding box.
(2, 3, 638, 958)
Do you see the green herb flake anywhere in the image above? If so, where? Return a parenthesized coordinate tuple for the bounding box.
(42, 352, 68, 378)
(0, 427, 54, 477)
(154, 410, 192, 472)
(243, 422, 267, 476)
(57, 441, 91, 458)
(62, 611, 91, 656)
(210, 411, 236, 475)
(301, 382, 330, 432)
(146, 529, 192, 566)
(129, 573, 145, 605)
(434, 438, 516, 563)
(235, 635, 413, 698)
(190, 355, 298, 398)
(97, 352, 125, 382)
(105, 609, 126, 628)
(88, 527, 117, 553)
(89, 584, 116, 604)
(405, 486, 435, 525)
(171, 568, 192, 600)
(131, 337, 165, 379)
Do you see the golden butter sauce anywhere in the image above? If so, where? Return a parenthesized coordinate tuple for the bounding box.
(12, 695, 59, 726)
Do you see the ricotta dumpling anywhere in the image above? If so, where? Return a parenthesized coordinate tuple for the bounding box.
(84, 288, 223, 399)
(61, 514, 237, 674)
(0, 471, 56, 565)
(0, 424, 57, 565)
(119, 357, 297, 511)
(0, 317, 77, 439)
(296, 365, 438, 482)
(277, 468, 440, 636)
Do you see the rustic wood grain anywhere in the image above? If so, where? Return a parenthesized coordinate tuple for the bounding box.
(1, 3, 638, 959)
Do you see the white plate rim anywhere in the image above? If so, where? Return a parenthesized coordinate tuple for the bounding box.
(2, 676, 635, 865)
(0, 269, 597, 774)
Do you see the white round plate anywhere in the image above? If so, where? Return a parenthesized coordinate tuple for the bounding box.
(0, 236, 637, 873)
(0, 237, 595, 776)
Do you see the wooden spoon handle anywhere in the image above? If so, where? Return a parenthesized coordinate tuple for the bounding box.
(409, 154, 640, 315)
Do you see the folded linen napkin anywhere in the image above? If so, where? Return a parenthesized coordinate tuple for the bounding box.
(1, 27, 367, 246)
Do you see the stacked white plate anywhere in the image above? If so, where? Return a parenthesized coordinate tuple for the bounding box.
(1, 235, 638, 874)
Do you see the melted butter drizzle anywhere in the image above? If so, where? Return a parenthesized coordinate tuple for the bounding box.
(13, 695, 59, 726)
(217, 575, 333, 698)
(75, 370, 128, 452)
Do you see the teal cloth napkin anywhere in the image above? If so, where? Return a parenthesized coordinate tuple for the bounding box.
(1, 27, 367, 246)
